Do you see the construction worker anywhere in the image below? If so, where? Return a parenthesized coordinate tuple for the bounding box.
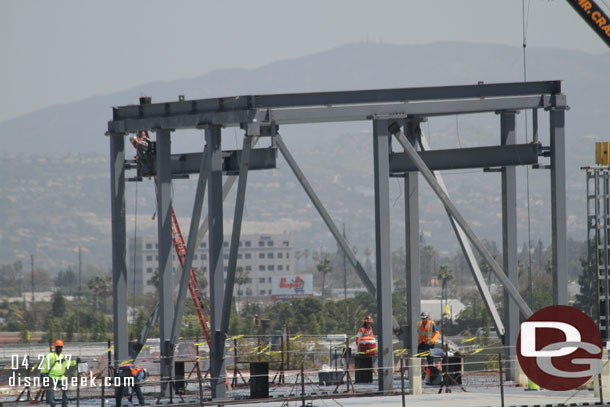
(40, 340, 79, 407)
(417, 312, 439, 380)
(356, 315, 377, 356)
(129, 131, 150, 150)
(115, 363, 148, 406)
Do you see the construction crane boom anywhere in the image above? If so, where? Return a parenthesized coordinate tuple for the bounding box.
(566, 0, 610, 49)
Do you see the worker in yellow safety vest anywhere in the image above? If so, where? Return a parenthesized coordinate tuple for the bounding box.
(417, 312, 439, 378)
(40, 340, 79, 407)
(356, 315, 377, 356)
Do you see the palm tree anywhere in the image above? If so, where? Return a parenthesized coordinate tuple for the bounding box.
(316, 258, 333, 298)
(437, 264, 454, 321)
(234, 266, 251, 297)
(303, 249, 311, 269)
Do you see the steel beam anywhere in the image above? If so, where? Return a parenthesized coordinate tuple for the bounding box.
(373, 119, 394, 392)
(111, 80, 561, 123)
(109, 95, 555, 133)
(206, 126, 226, 399)
(220, 134, 253, 334)
(388, 123, 533, 318)
(156, 129, 173, 395)
(550, 106, 568, 305)
(268, 95, 551, 125)
(275, 134, 376, 296)
(500, 112, 519, 380)
(135, 147, 276, 177)
(110, 133, 128, 367)
(389, 143, 539, 173)
(170, 146, 209, 347)
(403, 119, 421, 359)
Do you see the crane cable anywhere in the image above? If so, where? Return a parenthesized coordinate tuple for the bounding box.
(522, 0, 534, 308)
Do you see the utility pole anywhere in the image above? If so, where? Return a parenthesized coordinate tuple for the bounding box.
(30, 254, 35, 331)
(30, 255, 34, 305)
(77, 247, 82, 343)
(343, 223, 347, 300)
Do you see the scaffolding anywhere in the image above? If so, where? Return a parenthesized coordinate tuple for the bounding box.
(586, 167, 610, 342)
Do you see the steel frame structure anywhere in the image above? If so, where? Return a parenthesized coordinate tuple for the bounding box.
(108, 80, 567, 397)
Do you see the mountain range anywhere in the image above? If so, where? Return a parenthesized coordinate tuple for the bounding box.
(1, 42, 609, 271)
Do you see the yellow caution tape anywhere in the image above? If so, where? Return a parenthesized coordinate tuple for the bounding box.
(196, 356, 209, 361)
(194, 342, 207, 346)
(462, 337, 477, 343)
(229, 347, 235, 352)
(229, 334, 244, 340)
(268, 350, 282, 355)
(471, 348, 484, 355)
(363, 346, 378, 355)
(119, 359, 134, 366)
(257, 344, 271, 354)
(142, 345, 150, 350)
(414, 351, 430, 357)
(106, 346, 114, 353)
(289, 335, 301, 341)
(393, 349, 407, 356)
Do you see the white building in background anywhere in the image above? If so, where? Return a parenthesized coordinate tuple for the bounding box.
(128, 233, 295, 297)
(420, 299, 466, 323)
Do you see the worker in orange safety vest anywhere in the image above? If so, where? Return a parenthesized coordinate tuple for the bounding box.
(356, 315, 377, 356)
(417, 311, 439, 380)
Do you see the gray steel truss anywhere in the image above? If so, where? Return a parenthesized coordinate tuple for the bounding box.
(106, 80, 567, 399)
(389, 143, 539, 173)
(500, 112, 519, 380)
(394, 129, 506, 340)
(206, 126, 226, 399)
(373, 120, 393, 392)
(403, 119, 421, 360)
(389, 123, 533, 319)
(156, 129, 174, 396)
(550, 106, 568, 305)
(110, 133, 128, 367)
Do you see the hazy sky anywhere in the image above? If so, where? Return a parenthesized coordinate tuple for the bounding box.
(2, 0, 609, 123)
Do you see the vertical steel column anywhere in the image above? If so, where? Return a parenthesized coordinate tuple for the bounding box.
(500, 112, 518, 380)
(550, 107, 568, 305)
(206, 125, 226, 399)
(156, 129, 173, 395)
(372, 119, 393, 392)
(110, 133, 128, 367)
(403, 119, 420, 358)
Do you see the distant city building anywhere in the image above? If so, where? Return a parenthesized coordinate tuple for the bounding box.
(128, 233, 294, 297)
